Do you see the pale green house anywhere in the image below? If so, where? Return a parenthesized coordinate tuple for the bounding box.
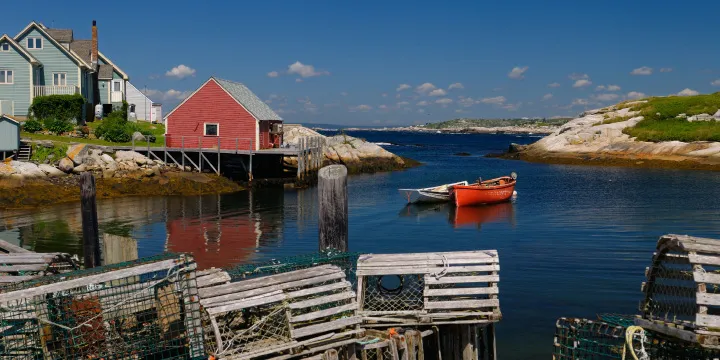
(0, 115, 20, 158)
(0, 21, 129, 119)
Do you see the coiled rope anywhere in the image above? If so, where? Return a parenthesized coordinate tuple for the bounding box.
(622, 325, 650, 360)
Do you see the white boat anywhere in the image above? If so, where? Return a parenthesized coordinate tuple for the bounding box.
(399, 181, 468, 203)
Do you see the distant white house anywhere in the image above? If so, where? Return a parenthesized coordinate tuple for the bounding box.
(126, 82, 162, 123)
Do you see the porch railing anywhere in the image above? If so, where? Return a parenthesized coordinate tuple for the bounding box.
(33, 85, 79, 97)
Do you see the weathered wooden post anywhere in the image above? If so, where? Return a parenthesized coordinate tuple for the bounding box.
(102, 233, 138, 265)
(318, 165, 348, 251)
(80, 172, 101, 268)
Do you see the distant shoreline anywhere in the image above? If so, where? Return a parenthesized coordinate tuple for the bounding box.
(311, 125, 558, 135)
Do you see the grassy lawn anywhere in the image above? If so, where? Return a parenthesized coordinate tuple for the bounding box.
(22, 120, 166, 147)
(622, 93, 720, 142)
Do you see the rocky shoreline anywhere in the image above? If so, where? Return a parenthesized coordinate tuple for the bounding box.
(313, 125, 557, 135)
(497, 101, 720, 171)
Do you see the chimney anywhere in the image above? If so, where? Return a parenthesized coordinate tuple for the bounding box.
(91, 20, 98, 70)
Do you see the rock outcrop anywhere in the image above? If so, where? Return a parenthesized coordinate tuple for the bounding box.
(513, 101, 720, 169)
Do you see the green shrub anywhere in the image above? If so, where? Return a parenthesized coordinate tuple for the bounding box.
(44, 118, 74, 134)
(95, 111, 131, 142)
(29, 94, 85, 122)
(31, 144, 67, 163)
(22, 119, 43, 133)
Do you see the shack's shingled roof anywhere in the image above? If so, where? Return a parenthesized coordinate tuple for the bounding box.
(46, 29, 73, 43)
(214, 78, 282, 121)
(98, 64, 114, 80)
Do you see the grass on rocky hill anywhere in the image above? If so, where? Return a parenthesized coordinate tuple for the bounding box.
(22, 120, 166, 148)
(622, 93, 720, 142)
(593, 115, 633, 126)
(423, 117, 571, 129)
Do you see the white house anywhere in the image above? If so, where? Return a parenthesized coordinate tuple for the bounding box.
(126, 82, 162, 123)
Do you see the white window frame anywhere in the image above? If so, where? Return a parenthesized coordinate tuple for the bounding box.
(26, 37, 43, 50)
(204, 123, 219, 137)
(53, 72, 67, 86)
(111, 79, 123, 92)
(0, 43, 9, 52)
(0, 70, 14, 85)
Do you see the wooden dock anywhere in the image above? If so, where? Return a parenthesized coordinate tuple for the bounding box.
(120, 135, 325, 181)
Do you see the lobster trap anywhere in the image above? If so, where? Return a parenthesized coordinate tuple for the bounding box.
(199, 264, 362, 359)
(0, 252, 79, 285)
(356, 250, 501, 326)
(0, 253, 205, 360)
(638, 234, 720, 349)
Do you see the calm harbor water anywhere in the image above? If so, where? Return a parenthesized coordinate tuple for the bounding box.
(3, 131, 720, 358)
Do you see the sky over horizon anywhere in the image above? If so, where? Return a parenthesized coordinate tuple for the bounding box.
(5, 0, 720, 125)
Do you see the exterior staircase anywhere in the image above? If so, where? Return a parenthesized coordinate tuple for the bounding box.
(16, 143, 31, 161)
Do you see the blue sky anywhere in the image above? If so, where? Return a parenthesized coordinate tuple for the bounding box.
(6, 0, 720, 125)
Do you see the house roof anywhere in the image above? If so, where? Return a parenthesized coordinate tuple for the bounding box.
(69, 40, 92, 64)
(0, 34, 40, 65)
(98, 52, 129, 80)
(214, 78, 283, 121)
(98, 64, 114, 80)
(45, 29, 73, 43)
(0, 114, 20, 125)
(14, 22, 91, 68)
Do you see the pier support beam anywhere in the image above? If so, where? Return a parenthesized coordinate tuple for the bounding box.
(80, 173, 101, 268)
(318, 165, 348, 252)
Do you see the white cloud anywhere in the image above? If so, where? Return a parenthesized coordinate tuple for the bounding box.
(548, 82, 561, 88)
(349, 104, 372, 112)
(455, 109, 468, 113)
(429, 89, 447, 97)
(480, 96, 506, 105)
(660, 68, 673, 73)
(287, 61, 329, 78)
(396, 84, 411, 91)
(712, 79, 720, 86)
(378, 104, 388, 109)
(276, 109, 296, 114)
(144, 89, 192, 101)
(594, 93, 620, 102)
(571, 98, 589, 106)
(542, 93, 553, 101)
(607, 85, 621, 91)
(267, 71, 279, 78)
(435, 98, 453, 106)
(417, 109, 425, 113)
(165, 65, 196, 79)
(340, 92, 348, 96)
(295, 78, 303, 83)
(416, 83, 437, 94)
(573, 79, 592, 88)
(502, 103, 521, 111)
(416, 101, 429, 106)
(508, 66, 529, 79)
(448, 82, 464, 90)
(569, 73, 589, 81)
(626, 91, 646, 100)
(677, 88, 699, 96)
(458, 97, 478, 107)
(631, 66, 653, 75)
(397, 101, 410, 106)
(382, 93, 388, 97)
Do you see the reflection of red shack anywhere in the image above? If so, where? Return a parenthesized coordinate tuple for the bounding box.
(166, 216, 260, 270)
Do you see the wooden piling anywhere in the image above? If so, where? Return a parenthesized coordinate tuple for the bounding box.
(318, 165, 348, 251)
(80, 173, 101, 268)
(102, 233, 138, 265)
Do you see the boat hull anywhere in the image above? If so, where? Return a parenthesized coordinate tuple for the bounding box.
(452, 178, 516, 207)
(399, 181, 468, 204)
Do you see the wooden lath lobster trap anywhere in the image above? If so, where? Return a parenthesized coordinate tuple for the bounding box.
(637, 234, 720, 349)
(199, 264, 363, 359)
(0, 253, 205, 360)
(356, 250, 501, 326)
(0, 252, 79, 285)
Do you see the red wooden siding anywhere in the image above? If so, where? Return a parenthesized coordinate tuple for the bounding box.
(166, 79, 258, 150)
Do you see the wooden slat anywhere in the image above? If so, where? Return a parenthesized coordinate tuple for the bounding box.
(0, 264, 48, 272)
(425, 275, 499, 285)
(689, 253, 720, 266)
(358, 258, 499, 268)
(0, 258, 183, 303)
(0, 256, 54, 264)
(0, 239, 31, 253)
(424, 287, 498, 297)
(694, 271, 720, 284)
(288, 292, 355, 310)
(200, 273, 345, 305)
(291, 303, 358, 323)
(198, 265, 340, 298)
(424, 299, 499, 310)
(291, 316, 361, 338)
(358, 251, 497, 263)
(0, 275, 40, 283)
(196, 270, 231, 288)
(697, 314, 720, 328)
(697, 292, 720, 306)
(286, 280, 350, 300)
(357, 265, 499, 276)
(206, 293, 286, 315)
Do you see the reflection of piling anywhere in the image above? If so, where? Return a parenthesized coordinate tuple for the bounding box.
(102, 234, 138, 265)
(318, 165, 348, 252)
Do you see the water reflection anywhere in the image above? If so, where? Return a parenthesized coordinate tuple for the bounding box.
(398, 202, 515, 229)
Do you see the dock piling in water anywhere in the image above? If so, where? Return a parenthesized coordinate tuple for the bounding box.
(318, 165, 349, 252)
(80, 172, 101, 268)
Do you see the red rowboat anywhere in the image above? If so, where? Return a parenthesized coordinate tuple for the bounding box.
(451, 174, 517, 207)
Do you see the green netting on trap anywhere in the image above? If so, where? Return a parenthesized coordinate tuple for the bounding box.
(553, 316, 720, 360)
(0, 253, 206, 360)
(225, 250, 359, 283)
